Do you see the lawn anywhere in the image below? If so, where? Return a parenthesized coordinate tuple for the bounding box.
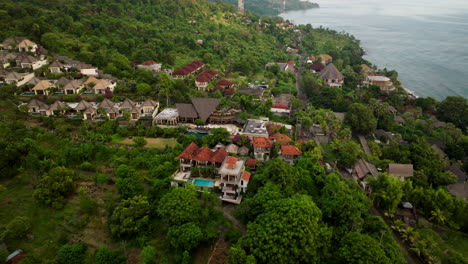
(118, 137, 180, 149)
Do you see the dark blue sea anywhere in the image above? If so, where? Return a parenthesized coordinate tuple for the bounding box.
(281, 0, 468, 100)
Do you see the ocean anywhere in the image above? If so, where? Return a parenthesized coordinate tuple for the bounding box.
(280, 0, 468, 100)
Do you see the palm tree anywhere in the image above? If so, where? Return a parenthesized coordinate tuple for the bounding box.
(429, 208, 447, 225)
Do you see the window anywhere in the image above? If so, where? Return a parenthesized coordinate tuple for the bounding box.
(241, 180, 244, 185)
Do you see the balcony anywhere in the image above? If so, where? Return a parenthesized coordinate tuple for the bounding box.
(222, 186, 239, 193)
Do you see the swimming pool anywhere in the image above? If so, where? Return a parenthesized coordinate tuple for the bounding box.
(192, 179, 214, 188)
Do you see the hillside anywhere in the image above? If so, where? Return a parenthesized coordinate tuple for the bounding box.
(220, 0, 319, 16)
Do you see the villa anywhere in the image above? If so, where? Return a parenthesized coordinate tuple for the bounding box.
(279, 145, 302, 164)
(173, 142, 250, 204)
(317, 63, 344, 87)
(365, 75, 396, 92)
(252, 137, 273, 161)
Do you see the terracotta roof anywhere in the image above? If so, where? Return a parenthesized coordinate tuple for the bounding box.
(173, 69, 190, 76)
(318, 63, 344, 80)
(225, 156, 238, 165)
(272, 103, 289, 109)
(269, 133, 292, 145)
(217, 79, 235, 86)
(253, 137, 273, 148)
(211, 147, 229, 163)
(193, 147, 214, 161)
(311, 61, 325, 71)
(224, 88, 234, 96)
(242, 171, 251, 181)
(177, 142, 200, 160)
(142, 60, 157, 65)
(183, 65, 196, 73)
(388, 164, 414, 178)
(281, 145, 302, 156)
(191, 60, 204, 67)
(196, 75, 210, 83)
(246, 158, 257, 166)
(354, 159, 378, 179)
(287, 61, 295, 65)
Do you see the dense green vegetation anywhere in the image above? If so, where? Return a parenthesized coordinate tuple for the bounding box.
(1, 0, 468, 263)
(221, 0, 319, 16)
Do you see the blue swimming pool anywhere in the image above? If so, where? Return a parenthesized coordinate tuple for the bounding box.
(192, 179, 214, 187)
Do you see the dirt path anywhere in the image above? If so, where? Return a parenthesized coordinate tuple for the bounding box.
(369, 206, 423, 264)
(221, 204, 246, 235)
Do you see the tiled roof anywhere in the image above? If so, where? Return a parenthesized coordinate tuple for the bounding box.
(269, 133, 292, 145)
(272, 103, 289, 109)
(246, 158, 257, 165)
(217, 79, 235, 86)
(142, 60, 157, 65)
(225, 156, 238, 165)
(173, 69, 190, 76)
(211, 148, 229, 163)
(193, 147, 214, 161)
(253, 137, 273, 148)
(281, 145, 302, 156)
(177, 142, 200, 160)
(242, 171, 251, 181)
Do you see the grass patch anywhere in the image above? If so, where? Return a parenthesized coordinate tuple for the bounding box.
(119, 137, 180, 149)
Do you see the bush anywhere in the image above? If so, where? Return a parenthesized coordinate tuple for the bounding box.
(79, 188, 98, 215)
(57, 243, 87, 264)
(79, 161, 95, 171)
(2, 216, 32, 240)
(34, 166, 76, 209)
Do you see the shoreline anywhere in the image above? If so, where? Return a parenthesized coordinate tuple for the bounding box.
(281, 13, 418, 100)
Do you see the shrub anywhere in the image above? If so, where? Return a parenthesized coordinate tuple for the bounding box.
(2, 216, 32, 240)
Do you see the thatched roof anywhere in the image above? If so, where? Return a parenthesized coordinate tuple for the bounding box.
(98, 98, 115, 109)
(64, 80, 83, 90)
(75, 100, 93, 111)
(49, 101, 67, 111)
(49, 60, 64, 68)
(176, 103, 198, 119)
(318, 63, 344, 80)
(32, 80, 51, 90)
(28, 98, 48, 109)
(190, 97, 220, 121)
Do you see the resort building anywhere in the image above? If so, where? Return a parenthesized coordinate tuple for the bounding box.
(252, 137, 273, 161)
(365, 75, 395, 92)
(279, 145, 302, 164)
(388, 163, 414, 181)
(172, 142, 250, 204)
(242, 119, 269, 138)
(317, 63, 344, 87)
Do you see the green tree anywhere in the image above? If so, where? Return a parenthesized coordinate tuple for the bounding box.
(95, 247, 126, 264)
(136, 83, 152, 95)
(109, 195, 151, 238)
(345, 103, 377, 134)
(57, 243, 87, 264)
(242, 195, 330, 263)
(167, 222, 203, 251)
(140, 246, 157, 264)
(319, 174, 370, 234)
(1, 216, 31, 240)
(133, 136, 147, 148)
(338, 232, 391, 264)
(34, 166, 76, 209)
(437, 96, 468, 128)
(370, 173, 404, 213)
(331, 139, 363, 167)
(157, 186, 201, 226)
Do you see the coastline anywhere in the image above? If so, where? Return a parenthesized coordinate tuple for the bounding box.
(281, 13, 418, 100)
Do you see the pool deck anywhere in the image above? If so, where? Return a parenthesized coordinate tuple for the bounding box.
(172, 170, 220, 188)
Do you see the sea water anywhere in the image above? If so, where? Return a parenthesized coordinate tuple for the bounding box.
(281, 0, 468, 100)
